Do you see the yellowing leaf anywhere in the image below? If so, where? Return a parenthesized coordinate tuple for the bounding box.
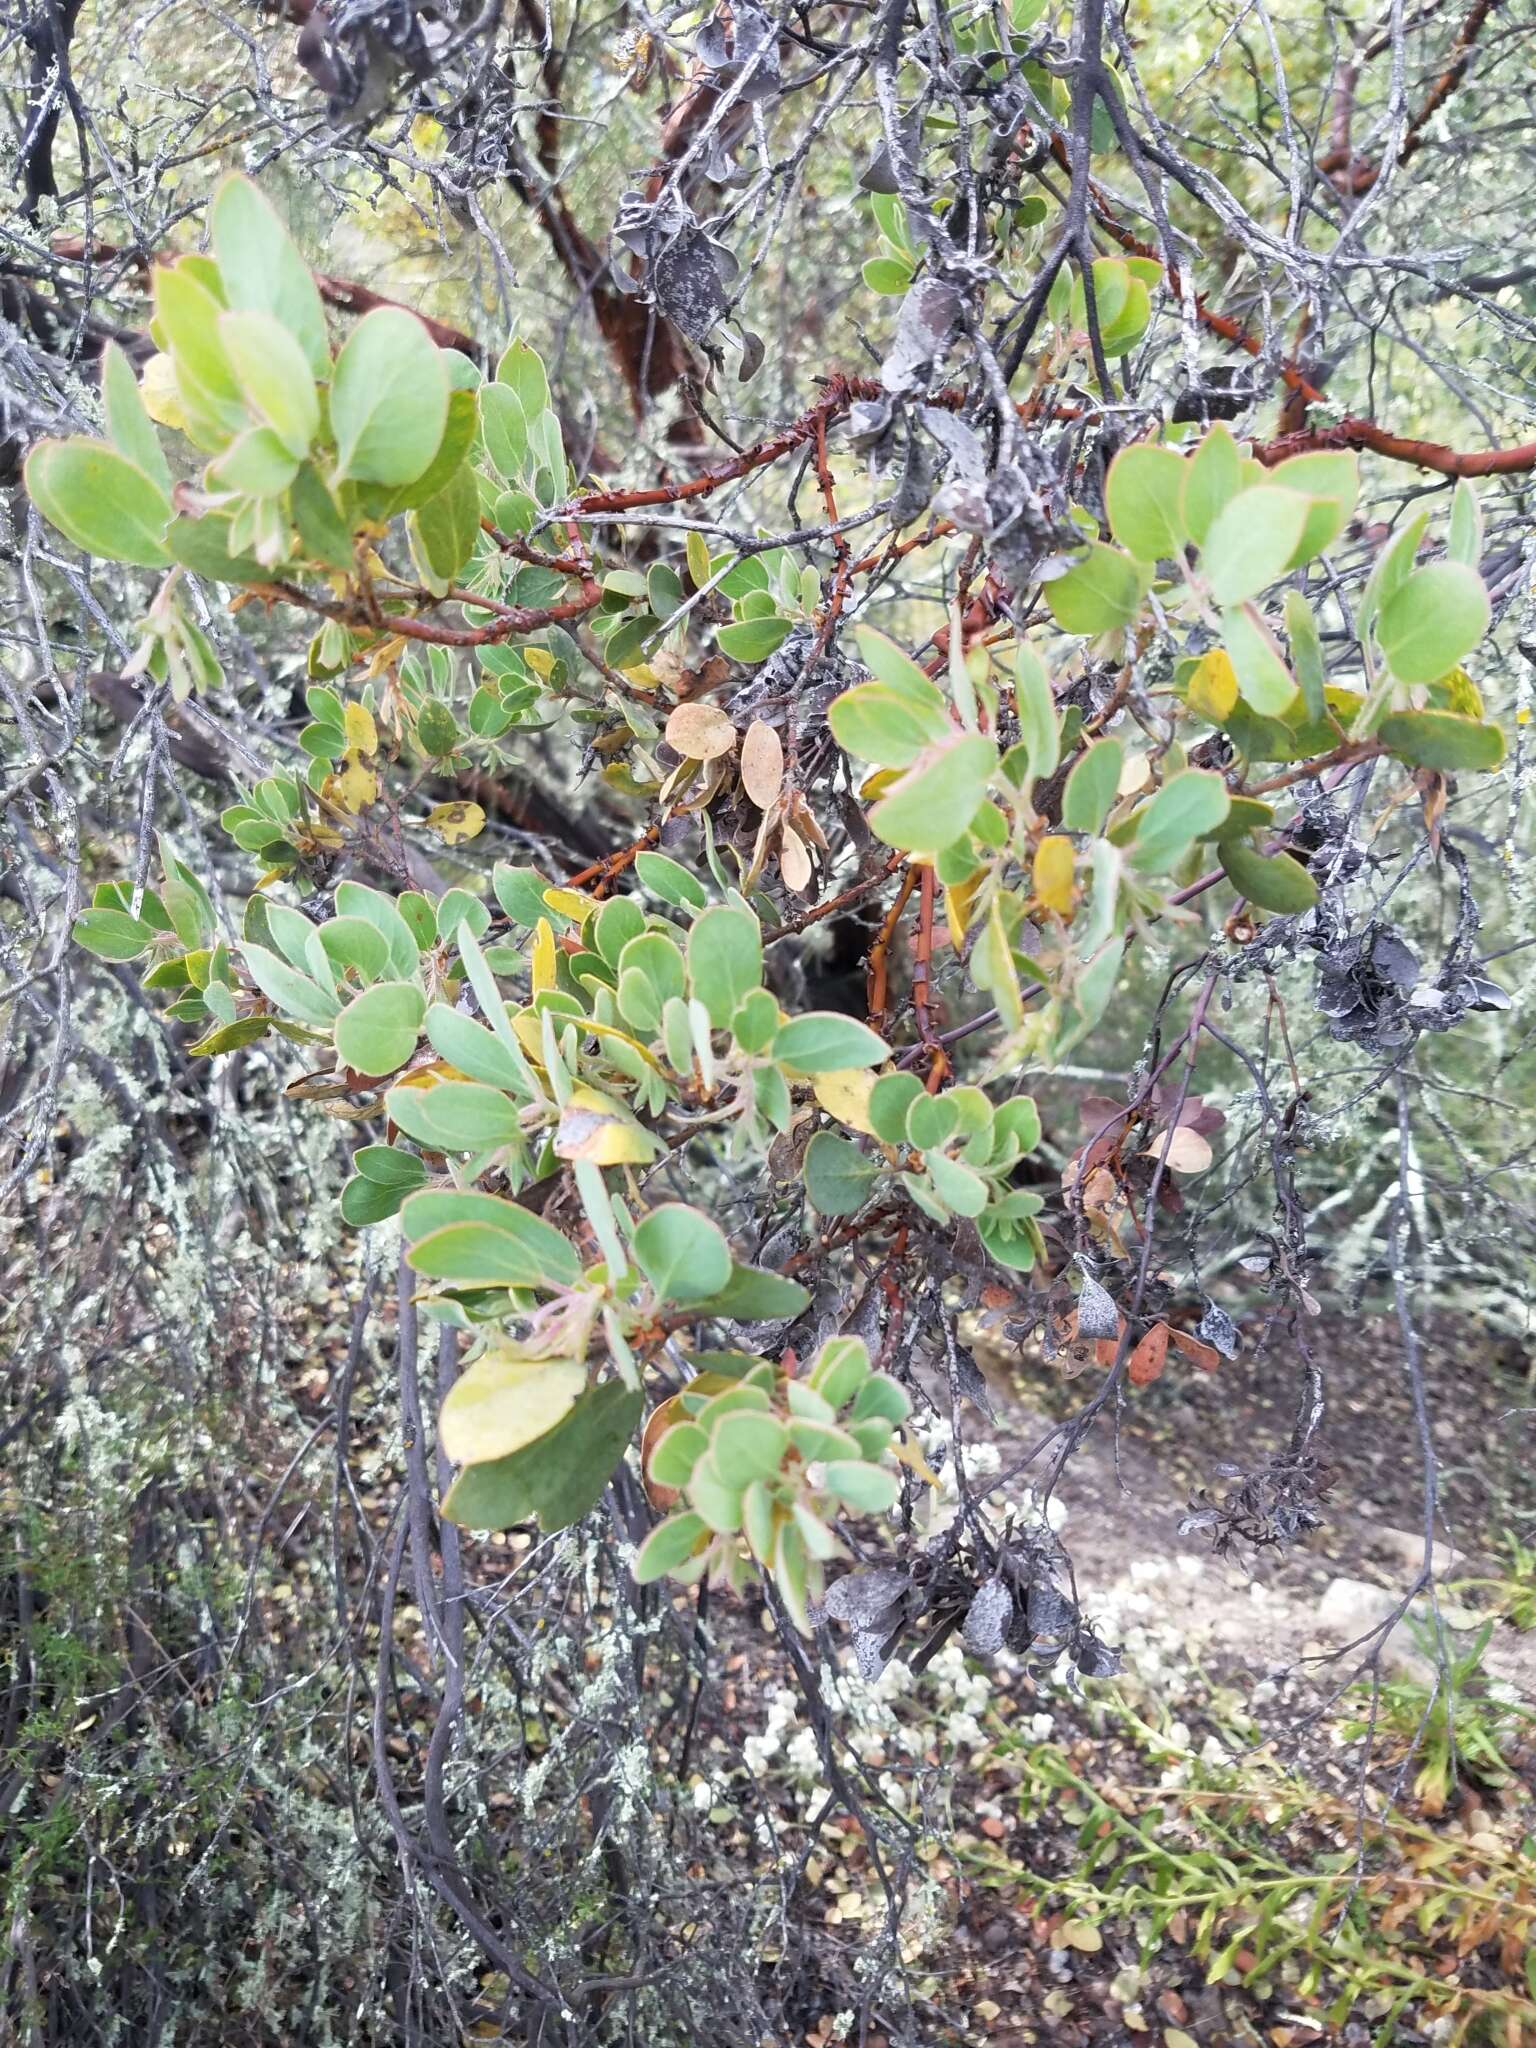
(439, 1351, 585, 1467)
(140, 352, 188, 431)
(524, 647, 557, 679)
(344, 700, 378, 756)
(665, 700, 737, 762)
(1186, 647, 1238, 723)
(944, 871, 983, 946)
(327, 758, 378, 813)
(582, 1016, 663, 1071)
(1443, 666, 1485, 720)
(512, 1011, 546, 1060)
(1033, 835, 1076, 915)
(542, 887, 594, 924)
(889, 1431, 941, 1489)
(812, 1067, 879, 1137)
(531, 917, 557, 994)
(420, 799, 484, 844)
(554, 1083, 657, 1165)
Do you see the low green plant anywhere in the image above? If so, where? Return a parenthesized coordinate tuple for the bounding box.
(981, 1700, 1536, 2046)
(1342, 1619, 1535, 1815)
(1455, 1531, 1536, 1633)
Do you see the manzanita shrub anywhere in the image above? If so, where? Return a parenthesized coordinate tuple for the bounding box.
(33, 175, 1508, 1646)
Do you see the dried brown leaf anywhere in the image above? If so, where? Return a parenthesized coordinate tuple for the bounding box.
(664, 701, 737, 762)
(740, 718, 784, 808)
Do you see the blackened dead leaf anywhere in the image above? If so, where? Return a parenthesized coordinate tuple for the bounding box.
(963, 1577, 1012, 1655)
(821, 1566, 911, 1629)
(1197, 1302, 1240, 1357)
(881, 279, 962, 397)
(1075, 1273, 1119, 1341)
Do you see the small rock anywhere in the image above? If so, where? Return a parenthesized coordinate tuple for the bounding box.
(1315, 1576, 1478, 1678)
(1369, 1523, 1461, 1578)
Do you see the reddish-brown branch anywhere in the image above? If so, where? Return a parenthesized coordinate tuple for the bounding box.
(50, 235, 488, 363)
(567, 378, 868, 515)
(761, 850, 907, 945)
(1317, 0, 1503, 191)
(1062, 160, 1536, 479)
(310, 273, 485, 364)
(1251, 416, 1536, 477)
(564, 826, 661, 891)
(866, 865, 918, 1031)
(253, 577, 603, 648)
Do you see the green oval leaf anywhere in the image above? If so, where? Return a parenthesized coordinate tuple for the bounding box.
(219, 308, 321, 457)
(1105, 444, 1187, 562)
(330, 307, 449, 486)
(25, 439, 171, 567)
(210, 172, 330, 377)
(691, 1264, 812, 1320)
(1181, 423, 1242, 546)
(632, 1510, 710, 1580)
(1378, 709, 1506, 773)
(772, 1012, 889, 1074)
(1199, 486, 1311, 607)
(686, 906, 762, 1028)
(870, 733, 997, 853)
(829, 682, 949, 768)
(1127, 768, 1231, 872)
(1377, 562, 1491, 685)
(387, 1079, 524, 1154)
(332, 979, 426, 1076)
(1044, 542, 1149, 635)
(73, 907, 157, 961)
(632, 1203, 732, 1305)
(1061, 737, 1123, 835)
(717, 617, 791, 662)
(1222, 603, 1297, 717)
(1217, 837, 1319, 913)
(101, 342, 172, 496)
(711, 1411, 790, 1488)
(401, 1187, 579, 1287)
(805, 1130, 881, 1216)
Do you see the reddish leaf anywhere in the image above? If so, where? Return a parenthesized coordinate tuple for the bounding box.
(1168, 1326, 1222, 1373)
(1127, 1321, 1170, 1386)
